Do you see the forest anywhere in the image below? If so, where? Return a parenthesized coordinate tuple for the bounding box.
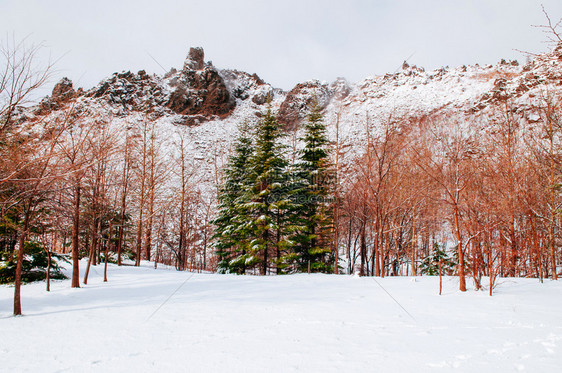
(1, 38, 562, 318)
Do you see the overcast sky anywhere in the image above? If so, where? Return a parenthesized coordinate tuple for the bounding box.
(2, 0, 562, 94)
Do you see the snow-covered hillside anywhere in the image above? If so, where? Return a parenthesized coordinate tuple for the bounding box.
(6, 44, 561, 278)
(1, 262, 561, 372)
(19, 45, 562, 196)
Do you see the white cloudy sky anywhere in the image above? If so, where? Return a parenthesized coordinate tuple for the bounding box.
(2, 0, 562, 93)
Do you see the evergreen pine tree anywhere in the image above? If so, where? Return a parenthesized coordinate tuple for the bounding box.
(212, 123, 254, 274)
(243, 109, 292, 275)
(270, 153, 303, 274)
(291, 107, 335, 273)
(419, 243, 455, 276)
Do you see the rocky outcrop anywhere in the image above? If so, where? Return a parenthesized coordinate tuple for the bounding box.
(52, 77, 76, 103)
(36, 77, 78, 114)
(167, 48, 235, 125)
(76, 48, 236, 124)
(27, 45, 562, 135)
(88, 70, 161, 113)
(220, 69, 274, 105)
(183, 47, 205, 71)
(470, 48, 562, 113)
(277, 80, 333, 129)
(330, 77, 351, 101)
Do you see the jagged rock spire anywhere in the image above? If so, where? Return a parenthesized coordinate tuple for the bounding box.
(52, 77, 76, 103)
(184, 47, 205, 70)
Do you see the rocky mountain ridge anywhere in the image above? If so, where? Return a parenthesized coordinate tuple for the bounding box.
(16, 44, 562, 196)
(32, 44, 562, 131)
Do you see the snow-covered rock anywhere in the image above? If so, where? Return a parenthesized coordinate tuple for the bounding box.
(16, 46, 562, 201)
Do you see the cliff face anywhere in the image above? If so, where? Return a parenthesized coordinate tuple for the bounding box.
(31, 45, 562, 132)
(36, 47, 236, 126)
(17, 45, 562, 194)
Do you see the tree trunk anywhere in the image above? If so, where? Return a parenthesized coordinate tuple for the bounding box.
(359, 223, 366, 276)
(370, 225, 377, 276)
(529, 216, 543, 283)
(510, 215, 517, 277)
(116, 219, 125, 266)
(135, 123, 149, 267)
(104, 222, 111, 282)
(453, 204, 466, 292)
(117, 149, 130, 266)
(90, 217, 98, 267)
(71, 184, 81, 288)
(46, 249, 51, 292)
(83, 238, 96, 285)
(550, 214, 557, 280)
(276, 213, 281, 275)
(333, 114, 340, 275)
(548, 113, 558, 280)
(489, 261, 495, 296)
(411, 220, 417, 276)
(135, 209, 144, 267)
(143, 162, 155, 262)
(143, 210, 153, 262)
(262, 229, 268, 276)
(346, 219, 353, 274)
(13, 207, 31, 316)
(438, 257, 443, 296)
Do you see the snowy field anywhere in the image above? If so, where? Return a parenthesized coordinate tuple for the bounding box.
(1, 262, 562, 372)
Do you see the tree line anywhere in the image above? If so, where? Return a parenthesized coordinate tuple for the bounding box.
(2, 36, 562, 317)
(213, 89, 562, 296)
(336, 95, 562, 295)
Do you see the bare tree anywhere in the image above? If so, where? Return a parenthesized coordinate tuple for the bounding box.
(172, 131, 198, 270)
(116, 128, 133, 266)
(414, 115, 480, 292)
(0, 36, 53, 132)
(82, 116, 119, 284)
(533, 5, 562, 46)
(55, 108, 94, 288)
(0, 37, 57, 315)
(529, 90, 562, 279)
(8, 119, 65, 315)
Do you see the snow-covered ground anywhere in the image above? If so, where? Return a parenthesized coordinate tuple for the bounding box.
(1, 262, 561, 372)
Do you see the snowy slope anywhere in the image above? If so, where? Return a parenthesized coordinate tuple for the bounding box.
(1, 262, 562, 372)
(21, 46, 562, 195)
(10, 45, 562, 260)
